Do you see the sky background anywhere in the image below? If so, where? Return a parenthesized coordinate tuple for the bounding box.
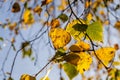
(0, 0, 120, 80)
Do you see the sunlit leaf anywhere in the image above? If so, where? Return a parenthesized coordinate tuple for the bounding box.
(95, 47, 115, 66)
(77, 52, 92, 74)
(66, 19, 86, 40)
(11, 2, 20, 13)
(23, 9, 34, 25)
(20, 74, 36, 80)
(69, 40, 90, 52)
(49, 28, 71, 49)
(21, 42, 32, 58)
(113, 61, 120, 66)
(108, 68, 120, 80)
(50, 19, 60, 29)
(108, 68, 117, 79)
(58, 14, 68, 22)
(86, 13, 93, 22)
(85, 1, 92, 8)
(103, 20, 110, 25)
(99, 10, 105, 16)
(0, 37, 4, 41)
(33, 5, 42, 16)
(86, 21, 103, 42)
(62, 62, 79, 79)
(41, 0, 53, 6)
(58, 0, 67, 10)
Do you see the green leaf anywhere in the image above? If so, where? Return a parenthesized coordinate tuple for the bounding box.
(72, 23, 88, 32)
(58, 14, 68, 22)
(0, 37, 3, 41)
(64, 53, 80, 66)
(62, 62, 78, 80)
(86, 21, 103, 41)
(53, 48, 66, 62)
(56, 48, 66, 56)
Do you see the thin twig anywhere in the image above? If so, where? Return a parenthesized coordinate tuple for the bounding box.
(34, 61, 52, 77)
(85, 33, 108, 69)
(67, 0, 83, 24)
(0, 44, 12, 79)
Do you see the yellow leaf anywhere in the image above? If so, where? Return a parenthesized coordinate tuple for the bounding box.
(87, 13, 92, 22)
(103, 20, 109, 25)
(20, 74, 36, 80)
(23, 9, 34, 25)
(85, 1, 92, 8)
(33, 5, 42, 16)
(99, 10, 105, 16)
(51, 19, 60, 29)
(113, 61, 120, 66)
(20, 0, 25, 2)
(77, 52, 92, 74)
(95, 47, 115, 66)
(58, 0, 67, 10)
(49, 28, 71, 49)
(114, 21, 120, 31)
(69, 40, 90, 52)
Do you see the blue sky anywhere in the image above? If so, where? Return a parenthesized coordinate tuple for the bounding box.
(0, 0, 120, 80)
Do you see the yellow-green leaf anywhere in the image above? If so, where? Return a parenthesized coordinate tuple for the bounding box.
(66, 19, 86, 40)
(62, 62, 79, 79)
(49, 28, 71, 49)
(86, 21, 103, 42)
(20, 74, 36, 80)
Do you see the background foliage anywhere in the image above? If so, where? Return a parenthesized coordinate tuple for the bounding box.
(0, 0, 120, 80)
